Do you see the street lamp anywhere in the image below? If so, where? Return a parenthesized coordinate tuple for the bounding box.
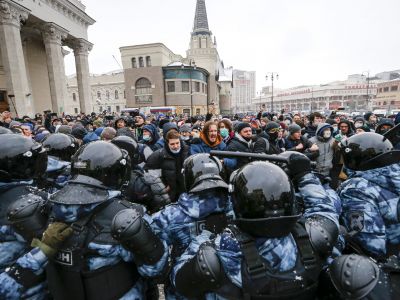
(361, 71, 370, 110)
(266, 73, 279, 113)
(181, 59, 196, 115)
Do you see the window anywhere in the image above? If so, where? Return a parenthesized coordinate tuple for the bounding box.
(167, 81, 175, 93)
(116, 105, 120, 112)
(379, 88, 383, 93)
(182, 81, 190, 92)
(384, 87, 389, 92)
(391, 101, 395, 105)
(74, 108, 78, 114)
(72, 93, 77, 101)
(139, 57, 144, 68)
(383, 101, 387, 105)
(99, 106, 103, 112)
(97, 91, 101, 99)
(196, 108, 201, 115)
(135, 77, 152, 104)
(146, 56, 151, 67)
(183, 109, 190, 115)
(131, 58, 137, 68)
(115, 90, 119, 99)
(195, 82, 200, 92)
(107, 106, 111, 112)
(391, 86, 398, 92)
(106, 90, 110, 100)
(124, 90, 126, 99)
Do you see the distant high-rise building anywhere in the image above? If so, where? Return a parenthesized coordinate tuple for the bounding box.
(232, 70, 256, 113)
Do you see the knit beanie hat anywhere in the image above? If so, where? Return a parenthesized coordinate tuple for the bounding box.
(235, 122, 251, 133)
(289, 124, 302, 135)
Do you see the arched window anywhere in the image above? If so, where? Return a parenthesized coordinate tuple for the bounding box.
(97, 91, 101, 99)
(139, 57, 144, 68)
(146, 56, 151, 67)
(115, 90, 119, 99)
(106, 90, 110, 100)
(72, 93, 77, 101)
(135, 78, 152, 104)
(131, 58, 137, 68)
(124, 90, 126, 99)
(135, 78, 152, 94)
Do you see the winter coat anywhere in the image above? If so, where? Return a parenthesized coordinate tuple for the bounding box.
(309, 123, 338, 176)
(144, 141, 189, 201)
(226, 133, 267, 169)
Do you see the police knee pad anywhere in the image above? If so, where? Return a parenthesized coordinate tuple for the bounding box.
(175, 243, 223, 298)
(305, 216, 339, 257)
(329, 254, 379, 300)
(111, 208, 164, 266)
(7, 194, 49, 242)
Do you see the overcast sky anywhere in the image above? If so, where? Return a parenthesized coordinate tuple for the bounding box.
(65, 0, 400, 90)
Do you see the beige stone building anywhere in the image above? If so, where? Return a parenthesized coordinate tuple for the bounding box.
(0, 0, 95, 116)
(119, 0, 233, 115)
(374, 79, 400, 112)
(67, 70, 126, 114)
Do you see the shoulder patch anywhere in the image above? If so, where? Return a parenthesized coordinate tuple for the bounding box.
(349, 211, 364, 232)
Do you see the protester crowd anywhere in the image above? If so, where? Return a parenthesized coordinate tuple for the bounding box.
(0, 106, 399, 299)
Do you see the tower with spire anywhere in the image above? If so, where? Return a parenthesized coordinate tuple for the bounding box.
(187, 0, 222, 111)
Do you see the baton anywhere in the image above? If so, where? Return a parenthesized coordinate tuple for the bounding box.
(210, 150, 289, 163)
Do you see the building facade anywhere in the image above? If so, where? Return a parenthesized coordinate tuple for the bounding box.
(253, 75, 378, 113)
(67, 70, 126, 114)
(374, 79, 400, 112)
(119, 0, 233, 115)
(0, 0, 95, 116)
(232, 69, 256, 113)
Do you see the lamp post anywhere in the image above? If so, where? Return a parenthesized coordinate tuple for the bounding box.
(182, 59, 196, 115)
(266, 73, 279, 113)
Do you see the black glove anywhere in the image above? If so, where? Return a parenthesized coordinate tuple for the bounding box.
(287, 152, 311, 182)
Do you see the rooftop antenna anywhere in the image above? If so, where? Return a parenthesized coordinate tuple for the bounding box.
(112, 55, 123, 69)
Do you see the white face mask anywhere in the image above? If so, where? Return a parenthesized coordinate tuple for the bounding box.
(323, 130, 332, 139)
(182, 136, 190, 141)
(170, 147, 181, 154)
(192, 133, 200, 138)
(354, 122, 363, 128)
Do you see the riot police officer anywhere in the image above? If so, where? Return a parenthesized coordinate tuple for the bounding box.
(42, 133, 78, 193)
(0, 134, 49, 299)
(151, 153, 232, 299)
(339, 132, 400, 259)
(0, 134, 48, 271)
(0, 141, 167, 300)
(111, 135, 170, 213)
(172, 155, 339, 299)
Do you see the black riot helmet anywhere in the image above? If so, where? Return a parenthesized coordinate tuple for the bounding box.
(182, 153, 228, 193)
(42, 133, 78, 162)
(231, 161, 300, 237)
(340, 132, 400, 171)
(71, 141, 131, 190)
(0, 127, 12, 134)
(111, 135, 140, 166)
(0, 134, 47, 182)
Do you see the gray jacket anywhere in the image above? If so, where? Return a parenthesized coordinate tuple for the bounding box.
(309, 123, 337, 176)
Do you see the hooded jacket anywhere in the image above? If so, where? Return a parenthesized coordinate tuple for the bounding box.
(154, 122, 179, 151)
(140, 124, 160, 151)
(309, 123, 338, 176)
(375, 118, 394, 135)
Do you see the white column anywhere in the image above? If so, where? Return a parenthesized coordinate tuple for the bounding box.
(71, 38, 92, 114)
(42, 23, 69, 114)
(0, 0, 31, 116)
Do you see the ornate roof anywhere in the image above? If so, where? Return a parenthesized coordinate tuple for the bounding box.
(193, 0, 210, 35)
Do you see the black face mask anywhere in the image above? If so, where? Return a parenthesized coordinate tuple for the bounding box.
(268, 132, 279, 141)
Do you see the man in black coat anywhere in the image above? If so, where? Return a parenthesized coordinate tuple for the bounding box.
(226, 122, 267, 170)
(144, 130, 189, 202)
